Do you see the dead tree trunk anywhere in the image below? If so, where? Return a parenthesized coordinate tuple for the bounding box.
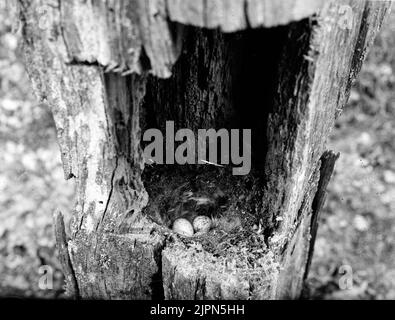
(19, 0, 391, 299)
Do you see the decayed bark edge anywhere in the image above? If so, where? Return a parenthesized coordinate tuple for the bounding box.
(18, 0, 328, 79)
(303, 150, 340, 281)
(263, 0, 391, 298)
(53, 209, 79, 299)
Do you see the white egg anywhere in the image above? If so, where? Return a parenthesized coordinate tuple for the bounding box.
(172, 218, 194, 237)
(192, 215, 212, 234)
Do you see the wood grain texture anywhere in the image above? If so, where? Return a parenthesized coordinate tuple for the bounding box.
(162, 241, 279, 300)
(19, 0, 392, 300)
(18, 0, 327, 79)
(304, 151, 340, 281)
(54, 210, 79, 298)
(263, 0, 392, 298)
(145, 1, 392, 300)
(21, 0, 164, 298)
(167, 0, 325, 31)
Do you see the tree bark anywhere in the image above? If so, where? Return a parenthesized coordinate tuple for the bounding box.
(19, 0, 391, 299)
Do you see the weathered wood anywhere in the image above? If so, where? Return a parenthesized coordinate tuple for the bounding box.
(143, 25, 287, 299)
(167, 0, 325, 31)
(19, 0, 327, 78)
(54, 210, 79, 299)
(158, 0, 392, 299)
(304, 151, 340, 281)
(265, 0, 391, 299)
(21, 0, 165, 298)
(162, 240, 279, 300)
(19, 0, 392, 300)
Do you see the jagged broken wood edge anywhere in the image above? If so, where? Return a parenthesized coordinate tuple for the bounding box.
(54, 209, 79, 299)
(18, 0, 328, 79)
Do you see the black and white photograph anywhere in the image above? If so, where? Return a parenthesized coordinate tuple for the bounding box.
(0, 0, 395, 308)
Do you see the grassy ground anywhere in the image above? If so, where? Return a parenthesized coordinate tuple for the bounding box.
(0, 7, 394, 299)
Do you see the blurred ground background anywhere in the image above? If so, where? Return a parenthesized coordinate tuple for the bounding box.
(0, 5, 74, 298)
(0, 6, 394, 299)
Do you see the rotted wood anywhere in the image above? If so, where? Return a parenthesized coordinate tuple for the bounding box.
(159, 0, 392, 300)
(21, 0, 163, 298)
(266, 0, 391, 299)
(166, 0, 325, 31)
(18, 0, 328, 79)
(19, 0, 392, 300)
(54, 209, 79, 299)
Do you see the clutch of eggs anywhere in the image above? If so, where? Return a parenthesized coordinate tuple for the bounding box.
(172, 215, 212, 237)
